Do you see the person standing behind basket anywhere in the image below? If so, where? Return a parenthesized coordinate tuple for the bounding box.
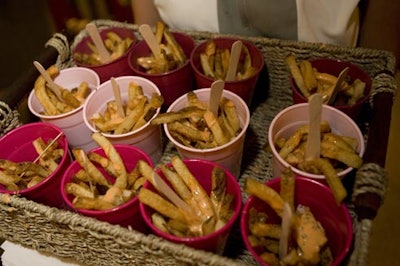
(131, 0, 360, 47)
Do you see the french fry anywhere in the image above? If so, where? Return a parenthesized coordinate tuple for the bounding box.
(91, 132, 127, 189)
(302, 158, 347, 205)
(250, 222, 282, 240)
(160, 164, 202, 217)
(72, 148, 110, 188)
(280, 167, 295, 211)
(285, 54, 309, 97)
(244, 178, 285, 217)
(114, 96, 146, 134)
(294, 205, 328, 264)
(72, 196, 115, 210)
(321, 140, 363, 168)
(171, 156, 216, 221)
(203, 110, 229, 146)
(139, 187, 187, 222)
(300, 60, 318, 93)
(65, 182, 96, 199)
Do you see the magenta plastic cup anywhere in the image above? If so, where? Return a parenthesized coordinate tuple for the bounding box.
(268, 103, 365, 180)
(128, 32, 196, 108)
(290, 58, 372, 120)
(140, 159, 242, 254)
(72, 27, 136, 83)
(164, 88, 250, 178)
(83, 76, 163, 164)
(241, 176, 353, 266)
(61, 144, 153, 232)
(28, 66, 100, 152)
(0, 122, 71, 208)
(190, 37, 265, 107)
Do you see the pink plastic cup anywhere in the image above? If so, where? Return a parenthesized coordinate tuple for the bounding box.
(164, 88, 250, 178)
(0, 122, 71, 208)
(61, 144, 153, 232)
(140, 159, 242, 254)
(128, 32, 196, 108)
(241, 176, 353, 266)
(28, 66, 100, 152)
(268, 103, 365, 180)
(290, 58, 372, 120)
(72, 27, 136, 83)
(190, 37, 265, 107)
(83, 76, 163, 164)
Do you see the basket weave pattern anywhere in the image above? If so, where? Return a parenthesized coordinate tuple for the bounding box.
(0, 20, 396, 265)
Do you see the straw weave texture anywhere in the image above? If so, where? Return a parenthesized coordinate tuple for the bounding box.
(0, 20, 396, 265)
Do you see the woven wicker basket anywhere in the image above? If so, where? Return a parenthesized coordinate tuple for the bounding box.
(0, 20, 397, 266)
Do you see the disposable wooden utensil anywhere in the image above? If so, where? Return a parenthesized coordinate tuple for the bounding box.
(279, 202, 293, 259)
(33, 61, 65, 103)
(85, 23, 112, 63)
(305, 93, 323, 160)
(327, 66, 349, 105)
(151, 172, 193, 214)
(110, 77, 125, 118)
(208, 80, 225, 116)
(139, 24, 162, 59)
(225, 40, 243, 82)
(20, 132, 64, 178)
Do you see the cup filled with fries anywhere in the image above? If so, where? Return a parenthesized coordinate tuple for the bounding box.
(72, 26, 136, 83)
(28, 66, 100, 152)
(190, 37, 265, 107)
(268, 103, 365, 206)
(241, 173, 353, 266)
(128, 22, 196, 108)
(138, 157, 242, 254)
(61, 132, 154, 231)
(286, 56, 372, 120)
(0, 122, 71, 208)
(83, 76, 164, 164)
(152, 87, 250, 178)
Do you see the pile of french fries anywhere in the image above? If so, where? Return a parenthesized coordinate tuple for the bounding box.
(73, 31, 134, 65)
(151, 91, 241, 149)
(65, 132, 147, 210)
(244, 169, 333, 266)
(199, 40, 257, 81)
(274, 120, 363, 205)
(0, 136, 64, 191)
(138, 155, 235, 238)
(34, 65, 91, 116)
(137, 21, 187, 74)
(90, 81, 163, 134)
(285, 54, 366, 105)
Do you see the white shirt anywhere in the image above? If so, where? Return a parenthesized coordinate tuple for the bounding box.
(154, 0, 360, 47)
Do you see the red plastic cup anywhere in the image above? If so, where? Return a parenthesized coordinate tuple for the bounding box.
(139, 159, 242, 254)
(61, 144, 153, 232)
(190, 37, 265, 107)
(241, 176, 353, 266)
(128, 32, 196, 108)
(290, 58, 372, 120)
(72, 27, 136, 83)
(0, 122, 71, 208)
